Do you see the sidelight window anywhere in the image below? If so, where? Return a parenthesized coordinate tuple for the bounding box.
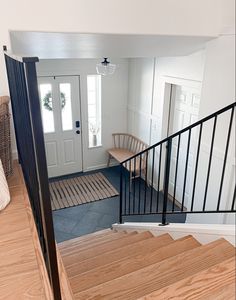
(87, 75, 102, 148)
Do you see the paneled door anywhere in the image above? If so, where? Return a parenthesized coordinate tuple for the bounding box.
(38, 76, 82, 178)
(168, 84, 201, 209)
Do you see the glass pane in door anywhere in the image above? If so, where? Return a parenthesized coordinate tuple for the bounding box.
(60, 83, 73, 131)
(39, 84, 55, 133)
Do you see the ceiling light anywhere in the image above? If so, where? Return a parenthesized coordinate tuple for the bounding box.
(96, 58, 116, 76)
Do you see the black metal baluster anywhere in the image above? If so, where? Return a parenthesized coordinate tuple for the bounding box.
(203, 116, 217, 211)
(138, 153, 142, 214)
(231, 184, 236, 211)
(160, 140, 172, 225)
(144, 151, 148, 213)
(217, 107, 235, 210)
(182, 129, 191, 211)
(128, 160, 131, 214)
(124, 162, 127, 215)
(119, 164, 123, 223)
(150, 148, 155, 213)
(133, 157, 136, 213)
(191, 123, 203, 211)
(172, 135, 181, 212)
(156, 144, 162, 213)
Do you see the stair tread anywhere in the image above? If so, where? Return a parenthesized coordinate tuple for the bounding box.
(70, 235, 201, 293)
(59, 231, 133, 254)
(61, 231, 137, 258)
(62, 231, 154, 267)
(58, 228, 114, 249)
(66, 233, 173, 277)
(75, 238, 235, 300)
(137, 257, 236, 300)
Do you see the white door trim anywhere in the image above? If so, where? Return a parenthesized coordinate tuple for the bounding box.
(156, 76, 202, 203)
(160, 76, 202, 139)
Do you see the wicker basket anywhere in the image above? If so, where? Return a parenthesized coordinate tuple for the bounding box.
(0, 96, 13, 177)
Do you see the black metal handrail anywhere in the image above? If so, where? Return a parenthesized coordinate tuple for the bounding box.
(120, 101, 236, 225)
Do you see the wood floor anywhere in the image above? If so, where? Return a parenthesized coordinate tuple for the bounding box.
(0, 162, 49, 299)
(59, 229, 236, 300)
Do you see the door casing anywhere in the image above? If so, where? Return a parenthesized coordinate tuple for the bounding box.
(168, 83, 201, 209)
(161, 76, 202, 209)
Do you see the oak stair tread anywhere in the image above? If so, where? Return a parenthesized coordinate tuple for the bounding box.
(70, 235, 201, 293)
(137, 257, 236, 300)
(59, 231, 132, 255)
(66, 233, 173, 277)
(59, 229, 236, 300)
(75, 238, 235, 299)
(58, 228, 114, 249)
(62, 231, 153, 267)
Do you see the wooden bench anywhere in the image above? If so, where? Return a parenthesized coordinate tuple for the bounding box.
(107, 133, 148, 177)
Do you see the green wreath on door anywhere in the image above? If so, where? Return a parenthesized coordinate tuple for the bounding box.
(43, 92, 66, 111)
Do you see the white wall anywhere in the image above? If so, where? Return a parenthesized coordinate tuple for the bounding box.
(127, 51, 205, 147)
(187, 33, 235, 224)
(0, 0, 225, 96)
(37, 58, 128, 171)
(152, 51, 205, 142)
(200, 35, 235, 114)
(127, 58, 155, 144)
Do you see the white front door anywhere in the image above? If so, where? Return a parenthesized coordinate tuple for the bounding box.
(168, 84, 200, 209)
(38, 76, 83, 178)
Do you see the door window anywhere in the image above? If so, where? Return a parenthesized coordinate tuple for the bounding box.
(60, 83, 73, 131)
(39, 83, 55, 133)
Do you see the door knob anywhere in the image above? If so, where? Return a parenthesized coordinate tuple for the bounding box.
(76, 130, 80, 134)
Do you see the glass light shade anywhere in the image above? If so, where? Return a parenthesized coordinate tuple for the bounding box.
(96, 58, 116, 76)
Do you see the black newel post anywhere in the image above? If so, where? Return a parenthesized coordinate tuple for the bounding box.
(160, 139, 172, 226)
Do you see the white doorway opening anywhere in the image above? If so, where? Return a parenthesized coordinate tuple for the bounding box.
(162, 78, 202, 209)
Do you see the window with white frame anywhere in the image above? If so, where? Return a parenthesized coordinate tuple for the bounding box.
(87, 75, 102, 148)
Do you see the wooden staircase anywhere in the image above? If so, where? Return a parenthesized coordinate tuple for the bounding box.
(58, 229, 236, 300)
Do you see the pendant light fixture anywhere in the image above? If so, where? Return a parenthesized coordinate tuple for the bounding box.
(96, 58, 116, 76)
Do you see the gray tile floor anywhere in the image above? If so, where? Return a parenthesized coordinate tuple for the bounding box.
(52, 166, 186, 243)
(52, 167, 120, 243)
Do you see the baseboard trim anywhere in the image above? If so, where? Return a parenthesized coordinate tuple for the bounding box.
(84, 162, 119, 172)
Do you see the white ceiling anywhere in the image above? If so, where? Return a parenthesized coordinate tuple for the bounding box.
(10, 31, 214, 59)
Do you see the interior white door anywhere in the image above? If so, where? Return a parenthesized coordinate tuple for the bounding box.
(38, 76, 82, 178)
(168, 84, 200, 209)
